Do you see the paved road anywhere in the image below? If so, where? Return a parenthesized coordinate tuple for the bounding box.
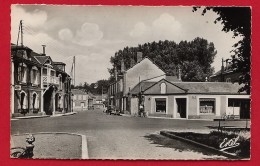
(11, 110, 248, 159)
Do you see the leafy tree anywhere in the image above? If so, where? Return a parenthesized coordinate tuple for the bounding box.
(109, 38, 216, 82)
(193, 7, 251, 93)
(75, 80, 110, 95)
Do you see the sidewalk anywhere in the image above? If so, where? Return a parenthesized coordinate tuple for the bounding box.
(120, 113, 213, 121)
(11, 112, 77, 120)
(11, 132, 88, 159)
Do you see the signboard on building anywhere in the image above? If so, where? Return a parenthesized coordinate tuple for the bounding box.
(14, 85, 21, 90)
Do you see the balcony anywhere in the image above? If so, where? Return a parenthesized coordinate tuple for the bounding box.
(42, 76, 60, 85)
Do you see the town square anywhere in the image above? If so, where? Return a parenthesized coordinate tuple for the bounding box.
(10, 5, 251, 160)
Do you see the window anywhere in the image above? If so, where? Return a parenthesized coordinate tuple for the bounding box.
(83, 95, 87, 100)
(19, 91, 27, 109)
(58, 74, 62, 90)
(155, 98, 166, 113)
(51, 70, 55, 76)
(30, 66, 39, 85)
(199, 98, 215, 114)
(31, 92, 39, 109)
(18, 63, 28, 83)
(160, 82, 166, 94)
(42, 68, 47, 75)
(45, 59, 51, 65)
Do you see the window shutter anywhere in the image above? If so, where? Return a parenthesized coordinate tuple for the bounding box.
(23, 68, 27, 83)
(30, 70, 34, 84)
(18, 66, 21, 82)
(23, 93, 28, 109)
(36, 93, 39, 109)
(60, 95, 63, 108)
(17, 95, 21, 109)
(30, 92, 33, 109)
(37, 70, 40, 85)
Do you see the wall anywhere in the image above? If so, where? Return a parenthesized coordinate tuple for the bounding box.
(73, 94, 88, 110)
(124, 58, 165, 95)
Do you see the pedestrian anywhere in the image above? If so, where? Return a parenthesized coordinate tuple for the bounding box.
(139, 104, 144, 117)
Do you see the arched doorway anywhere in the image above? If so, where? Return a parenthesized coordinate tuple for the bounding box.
(55, 94, 63, 113)
(43, 85, 57, 115)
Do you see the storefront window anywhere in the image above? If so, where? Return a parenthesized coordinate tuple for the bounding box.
(199, 98, 215, 114)
(155, 98, 166, 113)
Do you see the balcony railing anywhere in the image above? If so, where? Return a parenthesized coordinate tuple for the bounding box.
(42, 76, 60, 85)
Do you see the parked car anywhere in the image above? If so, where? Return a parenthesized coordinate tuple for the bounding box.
(106, 105, 120, 115)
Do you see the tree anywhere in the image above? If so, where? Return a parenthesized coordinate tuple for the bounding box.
(193, 7, 251, 94)
(109, 38, 216, 82)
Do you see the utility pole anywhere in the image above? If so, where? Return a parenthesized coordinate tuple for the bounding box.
(101, 86, 103, 102)
(73, 56, 76, 86)
(20, 20, 24, 47)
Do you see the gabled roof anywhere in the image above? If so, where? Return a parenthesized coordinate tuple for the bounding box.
(130, 81, 157, 94)
(53, 62, 66, 65)
(210, 67, 236, 78)
(170, 82, 245, 94)
(130, 77, 183, 95)
(126, 56, 166, 73)
(33, 56, 52, 65)
(131, 79, 246, 95)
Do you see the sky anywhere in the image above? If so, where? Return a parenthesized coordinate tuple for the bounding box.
(11, 5, 241, 85)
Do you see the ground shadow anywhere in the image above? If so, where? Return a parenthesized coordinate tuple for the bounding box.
(143, 133, 226, 159)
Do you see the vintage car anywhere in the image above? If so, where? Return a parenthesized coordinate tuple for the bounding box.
(106, 105, 120, 115)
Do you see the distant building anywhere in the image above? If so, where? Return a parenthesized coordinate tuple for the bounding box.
(72, 89, 89, 111)
(108, 53, 181, 114)
(92, 94, 107, 110)
(10, 44, 72, 117)
(210, 58, 242, 82)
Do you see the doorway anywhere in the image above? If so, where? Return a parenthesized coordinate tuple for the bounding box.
(43, 86, 55, 115)
(176, 98, 187, 118)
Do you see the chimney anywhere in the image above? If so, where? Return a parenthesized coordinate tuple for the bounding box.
(178, 68, 181, 81)
(177, 65, 182, 81)
(137, 52, 143, 63)
(42, 45, 46, 55)
(121, 60, 125, 72)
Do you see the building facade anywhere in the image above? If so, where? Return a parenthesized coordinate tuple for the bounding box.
(130, 79, 250, 119)
(108, 53, 250, 119)
(210, 58, 242, 82)
(72, 89, 89, 111)
(10, 44, 72, 117)
(108, 54, 181, 114)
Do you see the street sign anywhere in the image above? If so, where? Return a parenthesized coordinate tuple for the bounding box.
(14, 85, 21, 90)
